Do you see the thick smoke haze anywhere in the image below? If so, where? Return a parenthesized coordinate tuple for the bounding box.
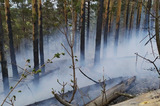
(0, 29, 160, 106)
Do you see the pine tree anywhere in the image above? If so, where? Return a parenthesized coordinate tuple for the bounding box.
(155, 0, 160, 55)
(0, 6, 9, 93)
(32, 0, 39, 83)
(80, 0, 85, 63)
(94, 0, 104, 65)
(5, 0, 19, 79)
(114, 0, 122, 54)
(38, 0, 45, 74)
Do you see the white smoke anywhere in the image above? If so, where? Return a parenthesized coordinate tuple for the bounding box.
(0, 29, 159, 106)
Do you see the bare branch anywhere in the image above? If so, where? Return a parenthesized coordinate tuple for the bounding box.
(61, 43, 72, 57)
(78, 68, 98, 84)
(135, 53, 160, 75)
(1, 56, 57, 106)
(1, 77, 24, 106)
(139, 34, 148, 43)
(52, 92, 74, 106)
(145, 34, 156, 46)
(141, 2, 156, 18)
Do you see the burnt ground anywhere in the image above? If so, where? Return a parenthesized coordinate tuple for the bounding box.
(109, 77, 160, 105)
(1, 58, 160, 106)
(27, 76, 160, 106)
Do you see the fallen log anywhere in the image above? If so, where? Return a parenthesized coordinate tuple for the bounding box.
(27, 77, 126, 106)
(85, 76, 136, 106)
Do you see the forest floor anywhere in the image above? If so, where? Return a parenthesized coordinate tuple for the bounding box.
(0, 57, 160, 106)
(109, 77, 160, 105)
(113, 89, 160, 106)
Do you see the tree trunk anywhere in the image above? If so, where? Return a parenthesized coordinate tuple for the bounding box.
(136, 0, 142, 35)
(80, 0, 85, 63)
(124, 0, 130, 39)
(94, 0, 104, 65)
(32, 0, 39, 84)
(72, 0, 77, 52)
(143, 0, 151, 32)
(22, 1, 26, 34)
(108, 0, 113, 35)
(114, 0, 121, 54)
(71, 0, 76, 47)
(155, 0, 160, 55)
(5, 0, 19, 79)
(128, 2, 135, 38)
(103, 0, 110, 58)
(86, 1, 90, 50)
(38, 0, 45, 74)
(0, 7, 9, 94)
(123, 0, 128, 29)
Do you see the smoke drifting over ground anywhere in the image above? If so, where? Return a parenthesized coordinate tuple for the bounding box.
(0, 30, 160, 106)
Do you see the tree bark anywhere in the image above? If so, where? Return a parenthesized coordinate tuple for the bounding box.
(128, 2, 135, 38)
(103, 0, 110, 58)
(86, 76, 136, 106)
(0, 6, 9, 94)
(136, 0, 142, 35)
(124, 0, 130, 39)
(155, 0, 160, 55)
(38, 0, 45, 74)
(143, 0, 151, 32)
(32, 0, 39, 84)
(86, 1, 90, 49)
(123, 0, 129, 29)
(108, 0, 113, 35)
(114, 0, 121, 54)
(5, 0, 19, 79)
(72, 0, 77, 52)
(80, 0, 85, 64)
(94, 0, 104, 65)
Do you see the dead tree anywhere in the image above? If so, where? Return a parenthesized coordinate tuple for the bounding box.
(86, 76, 136, 106)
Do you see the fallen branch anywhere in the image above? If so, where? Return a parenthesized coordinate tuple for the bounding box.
(135, 53, 160, 75)
(79, 68, 98, 84)
(115, 92, 135, 98)
(52, 92, 74, 106)
(145, 34, 155, 46)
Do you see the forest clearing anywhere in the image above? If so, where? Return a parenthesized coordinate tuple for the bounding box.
(0, 0, 160, 106)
